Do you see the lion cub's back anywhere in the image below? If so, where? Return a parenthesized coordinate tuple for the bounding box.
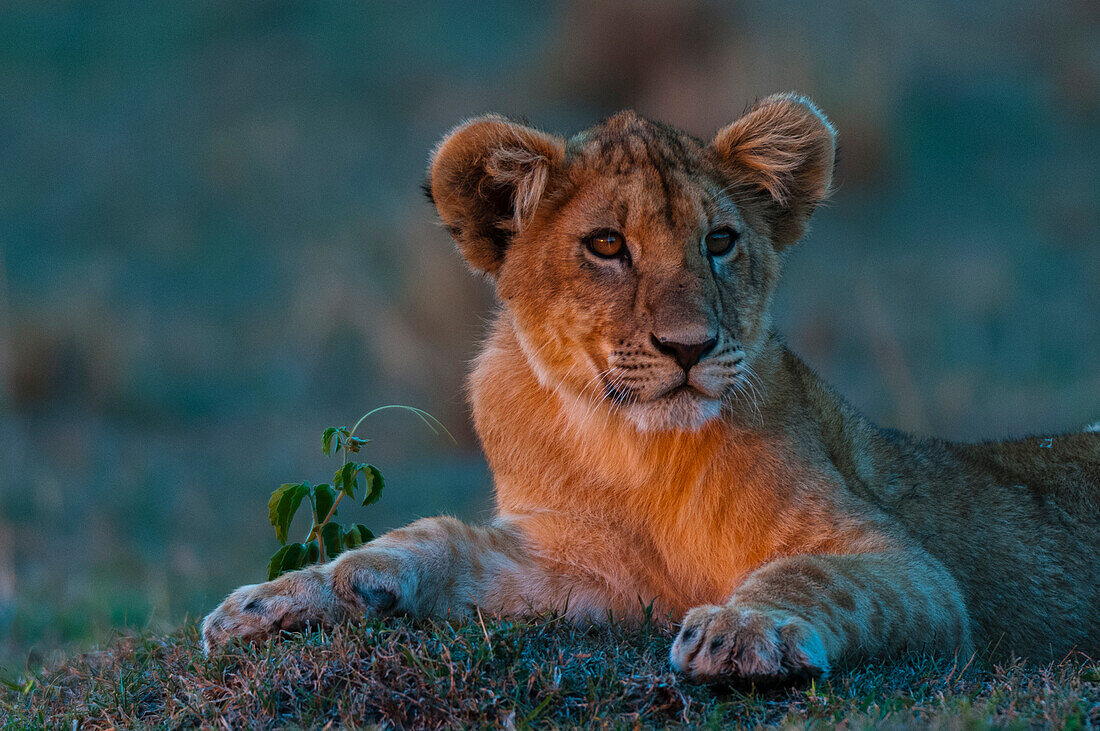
(939, 430, 1100, 656)
(953, 430, 1100, 522)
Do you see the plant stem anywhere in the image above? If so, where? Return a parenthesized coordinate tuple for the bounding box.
(321, 487, 345, 527)
(310, 439, 351, 563)
(307, 491, 345, 563)
(313, 490, 345, 564)
(349, 404, 456, 443)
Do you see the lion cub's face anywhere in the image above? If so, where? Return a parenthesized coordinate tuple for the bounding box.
(430, 94, 835, 431)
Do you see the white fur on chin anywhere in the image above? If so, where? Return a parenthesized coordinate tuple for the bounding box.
(622, 390, 724, 432)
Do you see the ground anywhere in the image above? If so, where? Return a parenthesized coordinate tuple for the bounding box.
(2, 618, 1098, 729)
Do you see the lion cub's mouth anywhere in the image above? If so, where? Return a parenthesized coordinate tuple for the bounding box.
(657, 382, 705, 400)
(587, 361, 732, 431)
(620, 378, 726, 431)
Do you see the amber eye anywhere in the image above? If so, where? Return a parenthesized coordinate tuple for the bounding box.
(705, 227, 739, 256)
(585, 229, 626, 259)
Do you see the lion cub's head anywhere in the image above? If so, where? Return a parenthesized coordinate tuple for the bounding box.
(428, 93, 835, 432)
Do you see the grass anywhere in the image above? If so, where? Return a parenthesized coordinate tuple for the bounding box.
(2, 618, 1098, 729)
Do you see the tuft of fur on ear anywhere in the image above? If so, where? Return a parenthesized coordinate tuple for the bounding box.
(427, 115, 565, 275)
(709, 93, 837, 249)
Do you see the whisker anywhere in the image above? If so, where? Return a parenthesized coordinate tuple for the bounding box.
(578, 367, 619, 425)
(549, 358, 583, 400)
(739, 362, 765, 426)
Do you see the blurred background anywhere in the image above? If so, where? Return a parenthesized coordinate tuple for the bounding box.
(1, 0, 1097, 668)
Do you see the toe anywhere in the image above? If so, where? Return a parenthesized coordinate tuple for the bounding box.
(724, 610, 783, 677)
(775, 618, 830, 678)
(670, 605, 721, 671)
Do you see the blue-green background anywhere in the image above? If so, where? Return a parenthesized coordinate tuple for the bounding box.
(1, 1, 1097, 666)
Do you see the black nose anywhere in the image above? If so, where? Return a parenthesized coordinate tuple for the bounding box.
(650, 333, 718, 371)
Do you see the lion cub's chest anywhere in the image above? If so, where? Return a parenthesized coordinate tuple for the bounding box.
(507, 437, 807, 616)
(475, 336, 846, 613)
(627, 469, 798, 612)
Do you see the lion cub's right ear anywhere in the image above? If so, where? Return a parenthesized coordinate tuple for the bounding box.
(427, 116, 565, 276)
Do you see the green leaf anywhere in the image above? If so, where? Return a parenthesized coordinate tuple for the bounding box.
(334, 463, 385, 505)
(268, 484, 297, 535)
(321, 522, 344, 560)
(281, 542, 306, 573)
(361, 465, 385, 505)
(334, 462, 357, 500)
(313, 484, 337, 523)
(344, 523, 374, 549)
(305, 539, 320, 565)
(267, 543, 307, 581)
(267, 545, 288, 580)
(268, 482, 310, 544)
(322, 427, 350, 456)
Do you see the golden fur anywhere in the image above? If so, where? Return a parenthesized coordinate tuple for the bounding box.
(204, 94, 1099, 682)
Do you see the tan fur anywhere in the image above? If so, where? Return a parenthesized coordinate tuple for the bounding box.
(204, 94, 1099, 682)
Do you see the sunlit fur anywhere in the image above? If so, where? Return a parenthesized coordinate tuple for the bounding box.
(204, 95, 1098, 683)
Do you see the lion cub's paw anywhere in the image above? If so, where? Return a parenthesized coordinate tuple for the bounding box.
(329, 545, 426, 618)
(201, 569, 340, 654)
(670, 604, 829, 683)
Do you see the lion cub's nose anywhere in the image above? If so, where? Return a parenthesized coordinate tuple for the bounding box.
(650, 333, 718, 371)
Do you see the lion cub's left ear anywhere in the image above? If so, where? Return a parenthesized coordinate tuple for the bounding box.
(428, 116, 565, 276)
(709, 93, 836, 249)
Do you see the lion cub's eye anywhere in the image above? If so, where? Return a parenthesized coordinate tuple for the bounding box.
(705, 227, 739, 256)
(584, 229, 627, 259)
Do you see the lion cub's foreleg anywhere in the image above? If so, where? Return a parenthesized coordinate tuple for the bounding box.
(670, 550, 972, 682)
(202, 516, 544, 652)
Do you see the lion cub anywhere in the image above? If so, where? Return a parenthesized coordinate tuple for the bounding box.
(204, 94, 1098, 682)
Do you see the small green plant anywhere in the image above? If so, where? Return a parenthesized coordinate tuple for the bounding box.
(266, 405, 453, 581)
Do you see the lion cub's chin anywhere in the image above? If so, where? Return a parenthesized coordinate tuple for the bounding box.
(621, 390, 725, 433)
